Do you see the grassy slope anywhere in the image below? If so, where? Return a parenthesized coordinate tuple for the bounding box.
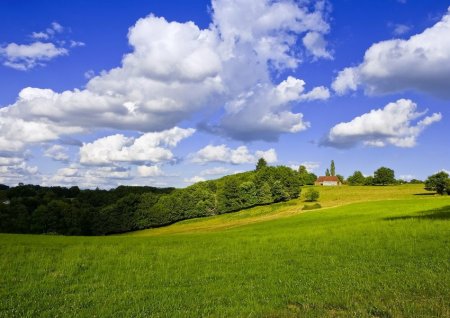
(0, 185, 449, 317)
(128, 184, 434, 236)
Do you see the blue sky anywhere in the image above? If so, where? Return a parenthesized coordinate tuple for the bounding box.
(0, 0, 449, 188)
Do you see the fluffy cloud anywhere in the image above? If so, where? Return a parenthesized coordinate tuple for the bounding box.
(42, 165, 133, 189)
(0, 42, 67, 70)
(44, 145, 70, 162)
(200, 167, 230, 176)
(1, 22, 83, 71)
(0, 17, 224, 149)
(0, 0, 333, 186)
(322, 99, 442, 148)
(137, 165, 165, 177)
(191, 145, 277, 165)
(332, 7, 450, 98)
(302, 31, 332, 59)
(0, 157, 39, 185)
(219, 76, 328, 141)
(80, 127, 195, 165)
(0, 0, 331, 155)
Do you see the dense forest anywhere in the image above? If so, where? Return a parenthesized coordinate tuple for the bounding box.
(0, 160, 314, 235)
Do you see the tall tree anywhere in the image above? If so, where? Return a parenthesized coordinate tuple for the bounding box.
(325, 168, 330, 176)
(330, 160, 336, 176)
(256, 158, 267, 171)
(373, 167, 395, 185)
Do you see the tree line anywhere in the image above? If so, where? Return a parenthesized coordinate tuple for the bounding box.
(0, 159, 316, 235)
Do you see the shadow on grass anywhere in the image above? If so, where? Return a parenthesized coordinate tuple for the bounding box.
(384, 205, 450, 221)
(413, 192, 436, 196)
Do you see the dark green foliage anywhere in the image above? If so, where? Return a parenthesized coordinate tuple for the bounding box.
(330, 160, 336, 176)
(271, 180, 290, 202)
(256, 158, 267, 171)
(298, 165, 317, 185)
(257, 182, 273, 204)
(409, 179, 423, 184)
(218, 178, 242, 212)
(347, 171, 366, 185)
(364, 176, 374, 186)
(373, 167, 395, 185)
(425, 171, 449, 195)
(0, 184, 173, 235)
(304, 188, 319, 202)
(0, 166, 301, 235)
(325, 168, 330, 176)
(336, 174, 345, 184)
(302, 203, 321, 210)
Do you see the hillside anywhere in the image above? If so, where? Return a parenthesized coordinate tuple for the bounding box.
(127, 184, 432, 236)
(1, 185, 449, 317)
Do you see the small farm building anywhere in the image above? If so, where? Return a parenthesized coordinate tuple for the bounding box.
(315, 176, 341, 186)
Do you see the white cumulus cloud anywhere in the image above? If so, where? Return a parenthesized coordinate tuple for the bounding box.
(0, 42, 68, 70)
(44, 145, 70, 162)
(322, 99, 442, 148)
(303, 31, 333, 59)
(191, 145, 277, 165)
(1, 22, 84, 71)
(0, 0, 331, 154)
(200, 167, 230, 176)
(80, 127, 195, 165)
(332, 7, 450, 98)
(137, 165, 165, 177)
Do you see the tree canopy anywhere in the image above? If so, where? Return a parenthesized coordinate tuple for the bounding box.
(373, 167, 395, 185)
(0, 165, 302, 236)
(425, 171, 450, 195)
(347, 171, 366, 185)
(256, 158, 267, 171)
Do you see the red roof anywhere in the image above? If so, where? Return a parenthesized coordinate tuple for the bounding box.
(316, 176, 340, 182)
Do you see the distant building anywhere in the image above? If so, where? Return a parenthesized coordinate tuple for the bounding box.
(315, 176, 341, 186)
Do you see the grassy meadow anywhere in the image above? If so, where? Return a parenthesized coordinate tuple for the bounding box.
(1, 184, 449, 317)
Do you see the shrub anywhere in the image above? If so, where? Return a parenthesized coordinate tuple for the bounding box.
(425, 171, 449, 195)
(304, 188, 319, 202)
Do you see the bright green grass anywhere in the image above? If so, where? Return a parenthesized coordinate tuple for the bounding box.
(0, 188, 449, 317)
(129, 184, 434, 236)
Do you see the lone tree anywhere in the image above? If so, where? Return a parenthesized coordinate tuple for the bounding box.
(425, 171, 449, 195)
(256, 158, 267, 171)
(330, 160, 336, 176)
(373, 167, 395, 185)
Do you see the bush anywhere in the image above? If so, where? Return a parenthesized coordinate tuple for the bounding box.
(304, 188, 319, 202)
(425, 171, 449, 195)
(302, 203, 322, 210)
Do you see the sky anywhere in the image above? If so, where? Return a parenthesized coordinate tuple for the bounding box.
(0, 0, 449, 189)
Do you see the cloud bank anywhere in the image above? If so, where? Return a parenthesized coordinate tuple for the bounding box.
(322, 99, 442, 148)
(332, 7, 450, 98)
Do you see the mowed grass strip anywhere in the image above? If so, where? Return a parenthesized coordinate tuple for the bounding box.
(0, 193, 449, 317)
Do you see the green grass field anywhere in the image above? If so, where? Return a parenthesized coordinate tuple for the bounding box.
(1, 185, 449, 317)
